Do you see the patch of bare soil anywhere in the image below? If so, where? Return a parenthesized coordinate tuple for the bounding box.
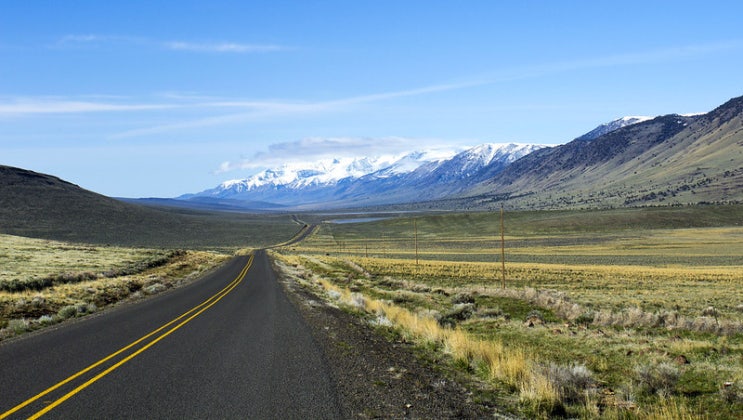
(276, 262, 500, 419)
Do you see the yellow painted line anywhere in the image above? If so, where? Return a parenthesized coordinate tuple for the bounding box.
(0, 254, 254, 420)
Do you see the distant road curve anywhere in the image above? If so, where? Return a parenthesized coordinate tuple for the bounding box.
(272, 217, 318, 248)
(0, 250, 342, 419)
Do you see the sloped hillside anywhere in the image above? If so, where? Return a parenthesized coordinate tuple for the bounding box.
(463, 95, 743, 209)
(0, 166, 296, 247)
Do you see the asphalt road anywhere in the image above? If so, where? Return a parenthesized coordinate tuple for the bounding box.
(0, 250, 342, 419)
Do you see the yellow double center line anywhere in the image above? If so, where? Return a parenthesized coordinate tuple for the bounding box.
(1, 253, 254, 420)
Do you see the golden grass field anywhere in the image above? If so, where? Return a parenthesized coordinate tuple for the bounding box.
(275, 208, 743, 418)
(0, 234, 228, 338)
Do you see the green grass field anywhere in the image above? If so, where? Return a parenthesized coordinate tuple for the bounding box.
(278, 205, 743, 418)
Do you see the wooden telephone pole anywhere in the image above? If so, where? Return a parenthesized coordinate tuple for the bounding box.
(414, 218, 419, 265)
(500, 205, 506, 288)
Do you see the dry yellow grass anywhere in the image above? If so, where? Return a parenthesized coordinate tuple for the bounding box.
(275, 226, 734, 418)
(0, 233, 171, 283)
(277, 255, 560, 411)
(0, 234, 229, 337)
(321, 256, 743, 323)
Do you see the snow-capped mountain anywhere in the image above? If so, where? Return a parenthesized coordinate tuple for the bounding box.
(576, 116, 654, 141)
(193, 150, 462, 200)
(182, 143, 545, 208)
(426, 143, 544, 183)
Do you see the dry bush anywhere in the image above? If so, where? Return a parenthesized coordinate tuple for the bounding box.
(720, 381, 743, 404)
(451, 292, 475, 304)
(438, 303, 476, 327)
(635, 362, 680, 397)
(546, 363, 596, 404)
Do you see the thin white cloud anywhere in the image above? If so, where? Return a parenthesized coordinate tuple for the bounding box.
(0, 98, 179, 115)
(53, 34, 146, 48)
(108, 100, 326, 139)
(0, 96, 314, 117)
(53, 34, 287, 53)
(59, 34, 99, 43)
(108, 82, 487, 138)
(163, 41, 284, 53)
(214, 136, 462, 173)
(482, 40, 743, 83)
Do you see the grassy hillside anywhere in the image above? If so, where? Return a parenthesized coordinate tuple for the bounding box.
(0, 165, 299, 249)
(463, 95, 743, 210)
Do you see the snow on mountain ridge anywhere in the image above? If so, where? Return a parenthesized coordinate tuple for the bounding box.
(199, 143, 536, 198)
(577, 116, 654, 141)
(209, 150, 458, 195)
(450, 143, 545, 173)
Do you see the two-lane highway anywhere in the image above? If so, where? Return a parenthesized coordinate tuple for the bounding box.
(0, 250, 342, 419)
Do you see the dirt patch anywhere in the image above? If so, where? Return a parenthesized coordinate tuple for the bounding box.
(275, 261, 499, 418)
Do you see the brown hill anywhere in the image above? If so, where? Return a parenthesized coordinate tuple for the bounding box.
(463, 95, 743, 209)
(0, 166, 296, 247)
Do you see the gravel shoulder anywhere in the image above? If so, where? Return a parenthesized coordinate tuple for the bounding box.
(273, 258, 499, 419)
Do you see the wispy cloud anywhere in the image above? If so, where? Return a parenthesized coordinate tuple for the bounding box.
(108, 82, 487, 138)
(163, 41, 285, 53)
(108, 100, 326, 139)
(11, 40, 741, 136)
(59, 34, 100, 43)
(482, 40, 743, 83)
(0, 95, 317, 118)
(213, 136, 461, 174)
(113, 40, 743, 138)
(53, 34, 145, 48)
(53, 34, 288, 54)
(0, 97, 179, 115)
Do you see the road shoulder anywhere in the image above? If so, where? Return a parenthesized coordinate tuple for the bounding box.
(272, 257, 494, 418)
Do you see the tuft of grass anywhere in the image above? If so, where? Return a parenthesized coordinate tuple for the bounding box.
(7, 318, 30, 334)
(57, 305, 79, 319)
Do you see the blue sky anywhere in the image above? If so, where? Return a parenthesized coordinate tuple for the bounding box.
(2, 1, 742, 197)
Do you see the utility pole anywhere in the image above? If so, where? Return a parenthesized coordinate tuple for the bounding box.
(500, 205, 506, 288)
(414, 218, 419, 265)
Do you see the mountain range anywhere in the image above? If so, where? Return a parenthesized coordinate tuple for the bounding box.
(3, 94, 742, 217)
(182, 144, 547, 209)
(179, 94, 743, 210)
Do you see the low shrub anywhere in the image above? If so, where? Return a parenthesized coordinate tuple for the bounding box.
(547, 363, 596, 404)
(439, 303, 476, 327)
(143, 283, 167, 295)
(574, 311, 594, 326)
(451, 292, 475, 305)
(720, 381, 743, 404)
(57, 305, 79, 319)
(524, 309, 545, 326)
(8, 318, 30, 334)
(37, 315, 56, 325)
(635, 362, 680, 397)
